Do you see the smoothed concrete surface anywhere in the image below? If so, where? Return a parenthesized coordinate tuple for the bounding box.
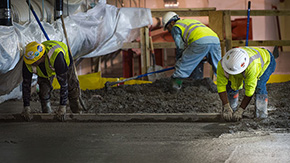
(0, 122, 289, 163)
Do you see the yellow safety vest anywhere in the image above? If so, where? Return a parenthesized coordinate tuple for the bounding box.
(217, 47, 271, 97)
(174, 19, 218, 45)
(25, 41, 70, 78)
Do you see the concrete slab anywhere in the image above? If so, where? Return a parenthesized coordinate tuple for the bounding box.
(0, 122, 289, 163)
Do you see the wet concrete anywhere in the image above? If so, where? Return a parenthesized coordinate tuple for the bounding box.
(0, 79, 289, 162)
(1, 78, 289, 132)
(0, 122, 289, 163)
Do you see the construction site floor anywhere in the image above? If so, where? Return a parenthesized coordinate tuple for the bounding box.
(0, 99, 289, 163)
(0, 78, 289, 162)
(0, 122, 289, 163)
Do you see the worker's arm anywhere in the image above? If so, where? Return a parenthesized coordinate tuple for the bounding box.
(218, 91, 228, 105)
(54, 52, 69, 106)
(240, 95, 253, 109)
(22, 61, 33, 107)
(216, 61, 229, 105)
(241, 65, 258, 109)
(171, 26, 184, 60)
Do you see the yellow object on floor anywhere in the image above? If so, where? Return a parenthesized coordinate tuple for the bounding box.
(267, 74, 290, 83)
(52, 72, 152, 90)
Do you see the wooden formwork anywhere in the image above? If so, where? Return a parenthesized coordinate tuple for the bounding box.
(122, 8, 290, 79)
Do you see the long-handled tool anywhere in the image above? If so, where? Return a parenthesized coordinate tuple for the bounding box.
(246, 1, 251, 46)
(60, 15, 87, 111)
(26, 0, 50, 40)
(105, 66, 174, 89)
(147, 29, 164, 81)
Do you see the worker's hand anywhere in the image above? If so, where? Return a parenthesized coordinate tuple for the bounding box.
(222, 103, 233, 121)
(232, 107, 244, 121)
(22, 106, 32, 121)
(56, 105, 66, 122)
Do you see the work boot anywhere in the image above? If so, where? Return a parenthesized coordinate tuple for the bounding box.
(228, 92, 239, 111)
(56, 105, 66, 122)
(170, 78, 183, 93)
(69, 98, 83, 113)
(41, 100, 52, 113)
(255, 94, 268, 118)
(22, 106, 33, 121)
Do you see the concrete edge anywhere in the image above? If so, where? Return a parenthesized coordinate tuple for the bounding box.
(0, 113, 223, 122)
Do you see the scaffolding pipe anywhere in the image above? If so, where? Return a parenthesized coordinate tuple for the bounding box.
(0, 0, 12, 26)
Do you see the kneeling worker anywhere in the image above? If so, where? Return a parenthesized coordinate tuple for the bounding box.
(22, 40, 83, 120)
(217, 47, 276, 121)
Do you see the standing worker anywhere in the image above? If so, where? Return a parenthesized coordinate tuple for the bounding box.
(22, 40, 83, 120)
(162, 12, 221, 92)
(217, 47, 276, 121)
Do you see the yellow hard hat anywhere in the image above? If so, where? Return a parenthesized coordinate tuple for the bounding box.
(23, 41, 45, 65)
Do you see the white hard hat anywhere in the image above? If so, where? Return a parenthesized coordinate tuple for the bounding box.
(222, 48, 249, 75)
(162, 12, 179, 30)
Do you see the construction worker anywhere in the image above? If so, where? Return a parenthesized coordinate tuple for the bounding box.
(217, 47, 276, 121)
(162, 12, 221, 92)
(22, 40, 82, 121)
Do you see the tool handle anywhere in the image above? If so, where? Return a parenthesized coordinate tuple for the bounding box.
(149, 37, 156, 66)
(106, 67, 175, 87)
(26, 0, 50, 41)
(246, 1, 251, 46)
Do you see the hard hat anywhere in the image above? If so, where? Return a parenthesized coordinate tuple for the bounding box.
(162, 11, 179, 30)
(222, 48, 249, 75)
(23, 41, 45, 65)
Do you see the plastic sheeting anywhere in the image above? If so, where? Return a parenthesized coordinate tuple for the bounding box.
(0, 2, 152, 98)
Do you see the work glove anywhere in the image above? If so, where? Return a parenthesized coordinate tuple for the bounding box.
(56, 105, 66, 122)
(222, 103, 233, 121)
(232, 107, 244, 121)
(22, 106, 32, 121)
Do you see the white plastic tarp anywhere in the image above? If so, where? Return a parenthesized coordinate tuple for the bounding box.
(0, 2, 152, 98)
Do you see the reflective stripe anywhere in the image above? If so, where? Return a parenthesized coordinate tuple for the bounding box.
(245, 47, 264, 68)
(175, 22, 206, 45)
(175, 22, 187, 28)
(47, 43, 64, 71)
(185, 25, 206, 44)
(47, 44, 62, 59)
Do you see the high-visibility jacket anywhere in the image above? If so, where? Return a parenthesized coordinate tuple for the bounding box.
(174, 19, 218, 45)
(217, 47, 271, 97)
(25, 40, 70, 78)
